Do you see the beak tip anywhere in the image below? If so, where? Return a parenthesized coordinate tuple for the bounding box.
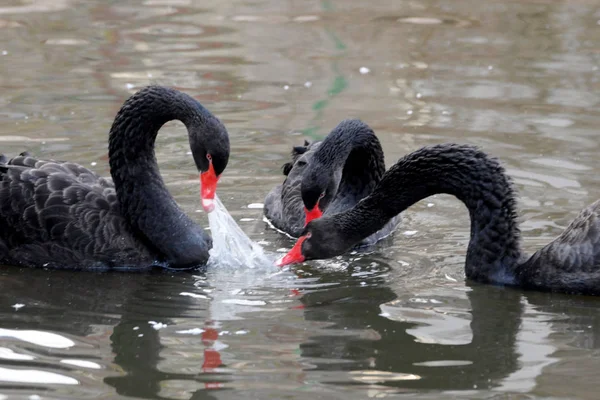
(202, 198, 215, 213)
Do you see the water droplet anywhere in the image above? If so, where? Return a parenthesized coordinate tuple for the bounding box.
(359, 67, 370, 74)
(407, 110, 413, 115)
(90, 162, 97, 166)
(487, 65, 493, 70)
(11, 304, 24, 311)
(1, 51, 7, 56)
(283, 85, 289, 90)
(416, 92, 422, 98)
(304, 81, 312, 88)
(125, 83, 134, 89)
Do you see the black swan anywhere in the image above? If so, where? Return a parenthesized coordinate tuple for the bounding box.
(277, 143, 600, 295)
(0, 85, 230, 270)
(264, 119, 399, 247)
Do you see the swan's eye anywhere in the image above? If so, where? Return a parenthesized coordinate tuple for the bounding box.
(306, 232, 312, 239)
(297, 160, 307, 167)
(206, 153, 212, 161)
(319, 192, 325, 199)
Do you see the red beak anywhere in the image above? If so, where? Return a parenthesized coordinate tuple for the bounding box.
(276, 235, 308, 267)
(304, 204, 323, 226)
(200, 161, 219, 212)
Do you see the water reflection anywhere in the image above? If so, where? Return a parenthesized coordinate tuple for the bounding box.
(294, 267, 521, 392)
(1, 253, 600, 397)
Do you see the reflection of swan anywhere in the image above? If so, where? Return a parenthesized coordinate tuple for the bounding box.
(279, 144, 600, 296)
(496, 303, 556, 393)
(378, 285, 557, 393)
(264, 119, 399, 244)
(295, 268, 558, 392)
(0, 86, 230, 270)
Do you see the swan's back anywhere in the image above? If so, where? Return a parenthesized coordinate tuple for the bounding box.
(519, 200, 600, 294)
(0, 153, 152, 269)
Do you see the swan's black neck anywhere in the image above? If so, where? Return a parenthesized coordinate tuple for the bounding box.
(308, 119, 385, 210)
(109, 86, 199, 182)
(108, 86, 210, 266)
(339, 144, 523, 284)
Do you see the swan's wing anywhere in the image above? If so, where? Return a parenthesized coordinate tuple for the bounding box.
(264, 171, 306, 237)
(520, 200, 600, 294)
(0, 154, 148, 268)
(264, 141, 319, 236)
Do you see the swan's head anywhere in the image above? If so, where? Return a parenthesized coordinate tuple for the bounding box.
(276, 217, 350, 266)
(191, 115, 230, 212)
(301, 166, 340, 226)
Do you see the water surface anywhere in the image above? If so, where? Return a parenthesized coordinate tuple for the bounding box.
(1, 0, 600, 398)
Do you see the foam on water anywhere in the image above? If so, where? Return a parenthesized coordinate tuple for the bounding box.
(207, 195, 275, 269)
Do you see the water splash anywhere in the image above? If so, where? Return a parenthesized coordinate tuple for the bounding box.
(207, 195, 275, 269)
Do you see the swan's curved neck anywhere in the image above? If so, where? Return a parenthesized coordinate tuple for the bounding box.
(340, 144, 523, 284)
(108, 87, 205, 262)
(309, 120, 385, 207)
(313, 121, 381, 168)
(109, 87, 197, 186)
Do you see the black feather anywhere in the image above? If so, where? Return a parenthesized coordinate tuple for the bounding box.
(0, 86, 230, 270)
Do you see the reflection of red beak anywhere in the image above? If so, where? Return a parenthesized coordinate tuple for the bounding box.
(304, 205, 322, 226)
(200, 161, 218, 212)
(201, 327, 223, 389)
(276, 235, 307, 267)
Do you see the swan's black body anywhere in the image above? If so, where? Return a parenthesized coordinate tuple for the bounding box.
(0, 86, 230, 270)
(264, 119, 399, 246)
(292, 144, 600, 295)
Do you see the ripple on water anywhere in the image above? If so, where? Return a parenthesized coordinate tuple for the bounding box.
(0, 367, 78, 385)
(0, 328, 92, 389)
(0, 328, 74, 349)
(379, 289, 473, 346)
